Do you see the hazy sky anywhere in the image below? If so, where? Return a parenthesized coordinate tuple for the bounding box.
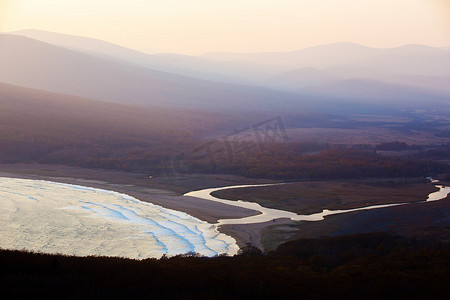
(1, 0, 449, 54)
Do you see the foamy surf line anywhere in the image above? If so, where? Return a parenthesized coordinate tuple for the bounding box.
(0, 177, 239, 259)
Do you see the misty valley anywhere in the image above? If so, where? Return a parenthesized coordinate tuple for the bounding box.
(1, 21, 450, 299)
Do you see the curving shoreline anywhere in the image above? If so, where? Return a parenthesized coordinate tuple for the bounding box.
(0, 177, 239, 259)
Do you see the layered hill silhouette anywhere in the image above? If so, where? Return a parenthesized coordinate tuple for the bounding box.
(2, 31, 450, 116)
(14, 30, 450, 90)
(0, 34, 300, 112)
(11, 29, 279, 85)
(202, 42, 450, 74)
(204, 42, 450, 93)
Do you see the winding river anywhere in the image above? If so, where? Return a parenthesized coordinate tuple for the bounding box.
(184, 181, 450, 226)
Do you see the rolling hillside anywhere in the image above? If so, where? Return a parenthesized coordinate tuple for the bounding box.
(0, 81, 241, 168)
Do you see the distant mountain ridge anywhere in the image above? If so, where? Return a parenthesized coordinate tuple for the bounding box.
(202, 42, 450, 93)
(2, 30, 450, 115)
(0, 34, 302, 112)
(202, 43, 450, 71)
(14, 30, 450, 88)
(11, 29, 281, 85)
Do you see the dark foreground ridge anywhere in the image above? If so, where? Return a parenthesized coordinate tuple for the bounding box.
(1, 232, 450, 299)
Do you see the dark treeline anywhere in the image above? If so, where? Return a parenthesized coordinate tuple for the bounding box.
(2, 137, 449, 180)
(169, 145, 449, 180)
(375, 141, 410, 151)
(1, 232, 450, 299)
(416, 144, 450, 160)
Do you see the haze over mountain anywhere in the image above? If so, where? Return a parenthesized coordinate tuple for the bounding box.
(203, 43, 381, 68)
(0, 34, 301, 112)
(303, 79, 450, 108)
(202, 43, 450, 72)
(13, 30, 450, 95)
(1, 31, 449, 117)
(204, 43, 450, 94)
(268, 66, 450, 95)
(11, 29, 280, 86)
